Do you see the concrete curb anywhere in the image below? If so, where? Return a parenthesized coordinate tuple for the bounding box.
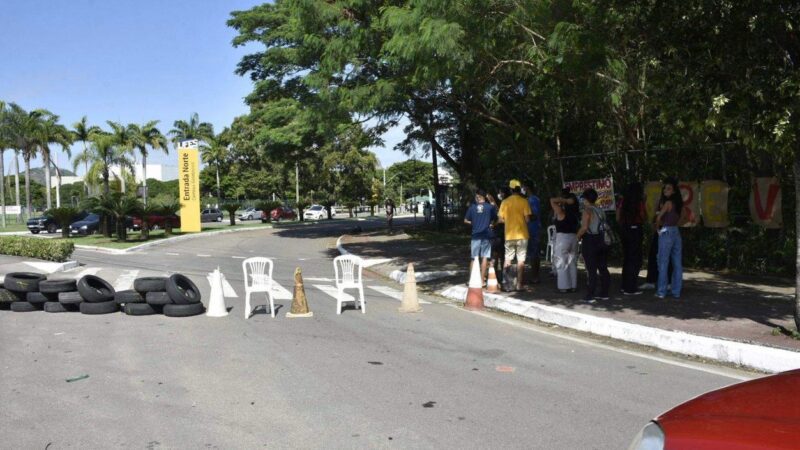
(21, 260, 80, 274)
(389, 269, 464, 284)
(75, 225, 274, 255)
(439, 285, 800, 374)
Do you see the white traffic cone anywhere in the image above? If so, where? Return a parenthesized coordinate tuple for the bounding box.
(465, 257, 485, 311)
(206, 268, 228, 317)
(399, 263, 422, 313)
(486, 266, 500, 293)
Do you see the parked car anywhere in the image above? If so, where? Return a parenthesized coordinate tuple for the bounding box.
(201, 208, 223, 222)
(70, 213, 102, 235)
(303, 204, 335, 220)
(262, 206, 297, 223)
(27, 210, 88, 234)
(239, 207, 262, 221)
(131, 214, 181, 231)
(628, 369, 800, 449)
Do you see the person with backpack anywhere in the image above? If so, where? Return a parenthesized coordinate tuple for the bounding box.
(576, 188, 610, 301)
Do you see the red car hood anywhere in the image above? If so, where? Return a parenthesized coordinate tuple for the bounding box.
(658, 369, 800, 449)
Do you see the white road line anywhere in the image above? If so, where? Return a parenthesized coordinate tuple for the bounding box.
(368, 285, 431, 304)
(446, 304, 754, 381)
(113, 270, 139, 291)
(305, 277, 334, 282)
(70, 267, 102, 279)
(197, 254, 211, 257)
(270, 281, 293, 300)
(166, 252, 180, 256)
(231, 256, 246, 259)
(313, 284, 354, 301)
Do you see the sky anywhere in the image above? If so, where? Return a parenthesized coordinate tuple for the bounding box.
(0, 0, 418, 177)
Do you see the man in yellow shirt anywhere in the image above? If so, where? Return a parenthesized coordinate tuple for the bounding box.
(498, 180, 532, 291)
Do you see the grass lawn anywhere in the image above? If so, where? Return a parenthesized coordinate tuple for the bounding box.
(0, 223, 32, 233)
(53, 222, 274, 249)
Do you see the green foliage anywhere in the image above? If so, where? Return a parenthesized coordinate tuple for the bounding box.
(0, 235, 74, 262)
(222, 203, 241, 226)
(46, 206, 79, 238)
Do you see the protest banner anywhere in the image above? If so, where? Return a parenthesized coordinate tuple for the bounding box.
(700, 180, 729, 228)
(749, 177, 782, 228)
(564, 177, 616, 211)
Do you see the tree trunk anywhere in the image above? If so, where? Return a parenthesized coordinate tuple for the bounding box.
(83, 143, 90, 196)
(43, 149, 52, 210)
(24, 155, 31, 220)
(142, 154, 148, 205)
(14, 151, 20, 223)
(120, 167, 126, 193)
(794, 147, 800, 331)
(216, 165, 221, 201)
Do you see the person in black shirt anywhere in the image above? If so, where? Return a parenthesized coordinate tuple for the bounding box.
(550, 189, 579, 292)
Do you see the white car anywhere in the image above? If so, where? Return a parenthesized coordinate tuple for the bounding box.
(303, 205, 335, 220)
(239, 207, 262, 221)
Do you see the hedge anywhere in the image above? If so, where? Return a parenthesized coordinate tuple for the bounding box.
(0, 236, 75, 262)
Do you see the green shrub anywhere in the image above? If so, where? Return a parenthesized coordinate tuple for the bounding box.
(0, 236, 75, 262)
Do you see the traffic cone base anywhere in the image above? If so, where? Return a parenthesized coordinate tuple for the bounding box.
(399, 262, 422, 313)
(465, 257, 485, 311)
(486, 266, 500, 293)
(287, 267, 314, 318)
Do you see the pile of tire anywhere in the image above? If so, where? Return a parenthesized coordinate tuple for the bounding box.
(116, 274, 204, 317)
(0, 272, 119, 314)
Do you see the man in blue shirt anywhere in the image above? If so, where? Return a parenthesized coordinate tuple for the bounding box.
(464, 189, 497, 285)
(523, 181, 541, 284)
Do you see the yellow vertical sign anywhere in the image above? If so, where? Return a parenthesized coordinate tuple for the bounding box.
(178, 140, 201, 232)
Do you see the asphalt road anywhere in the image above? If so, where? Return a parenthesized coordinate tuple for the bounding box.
(0, 217, 753, 449)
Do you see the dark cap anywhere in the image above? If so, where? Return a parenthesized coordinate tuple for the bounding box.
(475, 188, 487, 197)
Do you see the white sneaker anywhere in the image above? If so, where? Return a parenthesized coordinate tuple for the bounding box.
(639, 283, 655, 290)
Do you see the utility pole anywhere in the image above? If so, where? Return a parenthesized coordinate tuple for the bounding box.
(295, 161, 300, 205)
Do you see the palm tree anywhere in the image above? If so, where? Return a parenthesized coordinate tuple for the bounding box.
(8, 105, 52, 220)
(73, 133, 135, 197)
(169, 112, 214, 147)
(202, 128, 230, 202)
(33, 114, 72, 210)
(107, 121, 136, 193)
(0, 101, 10, 227)
(72, 116, 101, 196)
(129, 121, 168, 205)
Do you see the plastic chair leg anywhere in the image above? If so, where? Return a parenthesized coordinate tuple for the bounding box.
(244, 291, 251, 319)
(268, 291, 275, 318)
(359, 286, 365, 314)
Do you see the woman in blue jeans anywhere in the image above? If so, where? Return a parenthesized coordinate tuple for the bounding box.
(654, 178, 683, 298)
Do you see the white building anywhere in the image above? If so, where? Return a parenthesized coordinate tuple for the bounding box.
(109, 164, 178, 183)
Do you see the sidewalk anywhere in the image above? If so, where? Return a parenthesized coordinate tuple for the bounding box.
(340, 230, 800, 373)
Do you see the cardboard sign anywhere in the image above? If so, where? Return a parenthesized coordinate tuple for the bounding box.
(564, 178, 616, 211)
(700, 180, 729, 228)
(749, 177, 782, 228)
(678, 182, 700, 227)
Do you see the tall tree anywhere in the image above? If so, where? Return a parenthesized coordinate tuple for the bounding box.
(71, 116, 101, 195)
(74, 133, 135, 196)
(128, 120, 168, 205)
(33, 114, 72, 210)
(107, 121, 135, 193)
(169, 112, 214, 147)
(201, 128, 231, 201)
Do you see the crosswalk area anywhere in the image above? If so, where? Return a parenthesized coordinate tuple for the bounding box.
(7, 264, 430, 306)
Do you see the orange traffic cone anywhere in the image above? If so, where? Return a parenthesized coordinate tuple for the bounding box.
(486, 266, 500, 293)
(465, 257, 485, 311)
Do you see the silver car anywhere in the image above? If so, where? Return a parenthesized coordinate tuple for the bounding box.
(239, 207, 262, 221)
(201, 208, 224, 222)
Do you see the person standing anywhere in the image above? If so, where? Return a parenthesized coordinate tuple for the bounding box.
(464, 189, 497, 285)
(576, 188, 610, 301)
(385, 199, 395, 232)
(655, 178, 684, 299)
(498, 180, 532, 291)
(550, 189, 579, 292)
(616, 182, 647, 295)
(522, 182, 541, 284)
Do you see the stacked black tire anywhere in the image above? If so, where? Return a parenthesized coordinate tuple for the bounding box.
(77, 275, 119, 314)
(118, 274, 205, 317)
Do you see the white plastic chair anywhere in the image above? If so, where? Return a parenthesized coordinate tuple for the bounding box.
(242, 257, 275, 318)
(545, 225, 556, 262)
(333, 255, 365, 314)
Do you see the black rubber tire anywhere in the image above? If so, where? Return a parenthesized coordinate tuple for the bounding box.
(145, 291, 173, 306)
(4, 272, 47, 293)
(133, 277, 167, 294)
(79, 300, 119, 315)
(166, 274, 201, 305)
(163, 302, 205, 317)
(39, 279, 77, 294)
(0, 288, 25, 303)
(26, 292, 49, 305)
(44, 302, 78, 313)
(30, 229, 40, 234)
(77, 275, 115, 303)
(11, 301, 40, 312)
(0, 302, 10, 311)
(114, 289, 144, 304)
(124, 303, 162, 316)
(58, 291, 83, 304)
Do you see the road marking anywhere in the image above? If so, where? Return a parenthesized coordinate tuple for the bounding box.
(113, 270, 139, 291)
(368, 285, 431, 304)
(305, 277, 334, 282)
(446, 304, 754, 382)
(197, 254, 211, 257)
(166, 252, 180, 256)
(313, 284, 354, 301)
(232, 256, 246, 259)
(70, 267, 102, 279)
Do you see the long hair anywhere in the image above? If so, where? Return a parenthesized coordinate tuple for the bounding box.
(660, 178, 683, 212)
(621, 182, 643, 222)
